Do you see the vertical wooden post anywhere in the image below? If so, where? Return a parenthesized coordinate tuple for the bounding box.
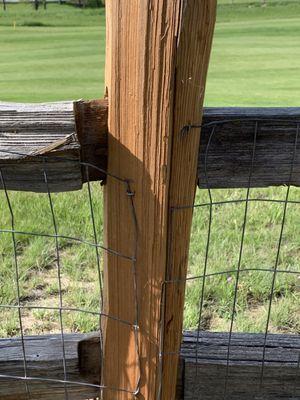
(161, 2, 217, 398)
(103, 1, 216, 399)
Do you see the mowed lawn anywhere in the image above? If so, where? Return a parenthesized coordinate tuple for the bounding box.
(1, 2, 300, 104)
(0, 5, 106, 101)
(0, 2, 299, 336)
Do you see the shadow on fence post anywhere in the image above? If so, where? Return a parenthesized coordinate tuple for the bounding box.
(102, 1, 216, 399)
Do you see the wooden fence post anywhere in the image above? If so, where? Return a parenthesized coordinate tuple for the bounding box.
(103, 1, 216, 399)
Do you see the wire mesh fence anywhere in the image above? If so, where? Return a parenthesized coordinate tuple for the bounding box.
(0, 154, 141, 398)
(160, 118, 300, 399)
(0, 118, 299, 399)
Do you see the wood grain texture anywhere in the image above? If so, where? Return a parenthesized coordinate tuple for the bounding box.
(0, 101, 81, 193)
(2, 331, 298, 400)
(1, 102, 300, 192)
(103, 1, 182, 398)
(0, 333, 99, 400)
(182, 331, 300, 400)
(161, 2, 216, 399)
(103, 1, 216, 399)
(74, 98, 108, 182)
(0, 100, 108, 192)
(199, 107, 300, 188)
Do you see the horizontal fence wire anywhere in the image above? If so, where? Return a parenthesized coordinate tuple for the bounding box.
(0, 152, 141, 399)
(160, 118, 300, 399)
(0, 118, 300, 399)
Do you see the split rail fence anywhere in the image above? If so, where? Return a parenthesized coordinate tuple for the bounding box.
(0, 1, 299, 400)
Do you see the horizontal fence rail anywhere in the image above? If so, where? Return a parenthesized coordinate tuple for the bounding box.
(0, 100, 107, 192)
(0, 334, 98, 400)
(1, 99, 299, 400)
(1, 331, 299, 400)
(200, 107, 300, 188)
(180, 331, 300, 400)
(1, 101, 300, 192)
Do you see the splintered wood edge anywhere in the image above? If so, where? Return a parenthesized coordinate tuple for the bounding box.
(1, 101, 300, 192)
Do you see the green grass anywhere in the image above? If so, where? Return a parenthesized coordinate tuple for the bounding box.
(0, 3, 105, 26)
(0, 2, 299, 336)
(0, 186, 104, 336)
(218, 0, 299, 4)
(0, 4, 105, 101)
(206, 2, 300, 106)
(185, 187, 300, 333)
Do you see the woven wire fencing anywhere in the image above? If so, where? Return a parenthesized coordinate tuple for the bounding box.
(0, 118, 300, 399)
(0, 157, 140, 399)
(174, 118, 300, 399)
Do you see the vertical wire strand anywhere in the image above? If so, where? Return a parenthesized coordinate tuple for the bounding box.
(0, 168, 31, 400)
(42, 162, 69, 400)
(125, 180, 142, 396)
(0, 117, 298, 399)
(157, 205, 175, 400)
(85, 166, 104, 399)
(223, 121, 258, 399)
(260, 123, 299, 387)
(195, 125, 216, 376)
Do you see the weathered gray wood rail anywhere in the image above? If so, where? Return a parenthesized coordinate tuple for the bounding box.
(0, 333, 98, 400)
(0, 101, 299, 192)
(180, 331, 300, 400)
(0, 100, 107, 192)
(200, 107, 300, 189)
(0, 331, 299, 399)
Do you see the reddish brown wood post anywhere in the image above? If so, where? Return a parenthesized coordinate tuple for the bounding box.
(103, 1, 216, 399)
